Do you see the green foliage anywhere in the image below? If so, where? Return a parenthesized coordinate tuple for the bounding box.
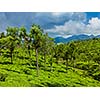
(1, 25, 100, 86)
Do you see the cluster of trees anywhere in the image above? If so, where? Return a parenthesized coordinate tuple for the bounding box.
(1, 24, 100, 80)
(0, 24, 56, 76)
(54, 38, 100, 81)
(0, 24, 78, 76)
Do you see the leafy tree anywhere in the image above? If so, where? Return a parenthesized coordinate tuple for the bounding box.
(54, 44, 65, 64)
(0, 32, 5, 56)
(40, 33, 51, 68)
(6, 27, 19, 38)
(19, 26, 27, 45)
(19, 26, 31, 57)
(68, 42, 76, 67)
(30, 24, 43, 76)
(48, 38, 55, 72)
(63, 45, 70, 69)
(6, 27, 19, 63)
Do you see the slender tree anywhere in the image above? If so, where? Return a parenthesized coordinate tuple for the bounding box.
(48, 38, 55, 72)
(40, 33, 50, 68)
(68, 42, 76, 67)
(30, 24, 43, 76)
(54, 44, 65, 64)
(19, 26, 27, 45)
(6, 27, 19, 63)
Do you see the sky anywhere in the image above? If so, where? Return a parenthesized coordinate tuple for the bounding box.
(0, 12, 100, 38)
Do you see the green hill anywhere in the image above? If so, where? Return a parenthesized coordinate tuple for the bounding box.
(1, 25, 100, 87)
(0, 38, 100, 86)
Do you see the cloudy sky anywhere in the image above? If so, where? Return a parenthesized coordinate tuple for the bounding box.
(0, 12, 100, 37)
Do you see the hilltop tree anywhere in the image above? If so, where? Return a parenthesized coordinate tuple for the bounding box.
(6, 27, 19, 38)
(68, 42, 77, 68)
(40, 33, 50, 68)
(20, 27, 33, 58)
(54, 44, 65, 64)
(62, 45, 70, 69)
(30, 24, 43, 76)
(0, 32, 5, 56)
(48, 38, 55, 72)
(19, 26, 27, 46)
(6, 27, 19, 63)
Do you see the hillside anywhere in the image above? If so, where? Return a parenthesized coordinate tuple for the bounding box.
(0, 47, 100, 87)
(1, 25, 100, 87)
(1, 35, 100, 86)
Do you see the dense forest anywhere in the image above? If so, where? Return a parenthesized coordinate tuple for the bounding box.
(0, 24, 100, 86)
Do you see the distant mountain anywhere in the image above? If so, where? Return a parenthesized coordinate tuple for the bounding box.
(95, 35, 100, 38)
(54, 37, 67, 43)
(54, 34, 100, 43)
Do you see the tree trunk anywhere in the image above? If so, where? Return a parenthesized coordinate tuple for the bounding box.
(35, 48, 39, 76)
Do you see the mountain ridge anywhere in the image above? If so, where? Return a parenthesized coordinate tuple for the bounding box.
(54, 34, 100, 43)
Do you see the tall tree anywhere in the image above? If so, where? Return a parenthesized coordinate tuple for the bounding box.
(40, 33, 50, 68)
(19, 26, 27, 45)
(6, 27, 19, 63)
(62, 45, 70, 69)
(0, 32, 5, 56)
(30, 24, 43, 76)
(6, 27, 19, 38)
(54, 44, 65, 64)
(68, 42, 76, 67)
(48, 38, 55, 72)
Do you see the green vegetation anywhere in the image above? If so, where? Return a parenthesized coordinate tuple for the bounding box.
(0, 24, 100, 87)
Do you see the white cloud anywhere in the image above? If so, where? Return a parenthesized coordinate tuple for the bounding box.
(32, 12, 86, 29)
(52, 12, 73, 17)
(45, 17, 100, 37)
(0, 12, 86, 33)
(45, 20, 86, 37)
(52, 12, 66, 16)
(1, 12, 98, 37)
(86, 17, 100, 35)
